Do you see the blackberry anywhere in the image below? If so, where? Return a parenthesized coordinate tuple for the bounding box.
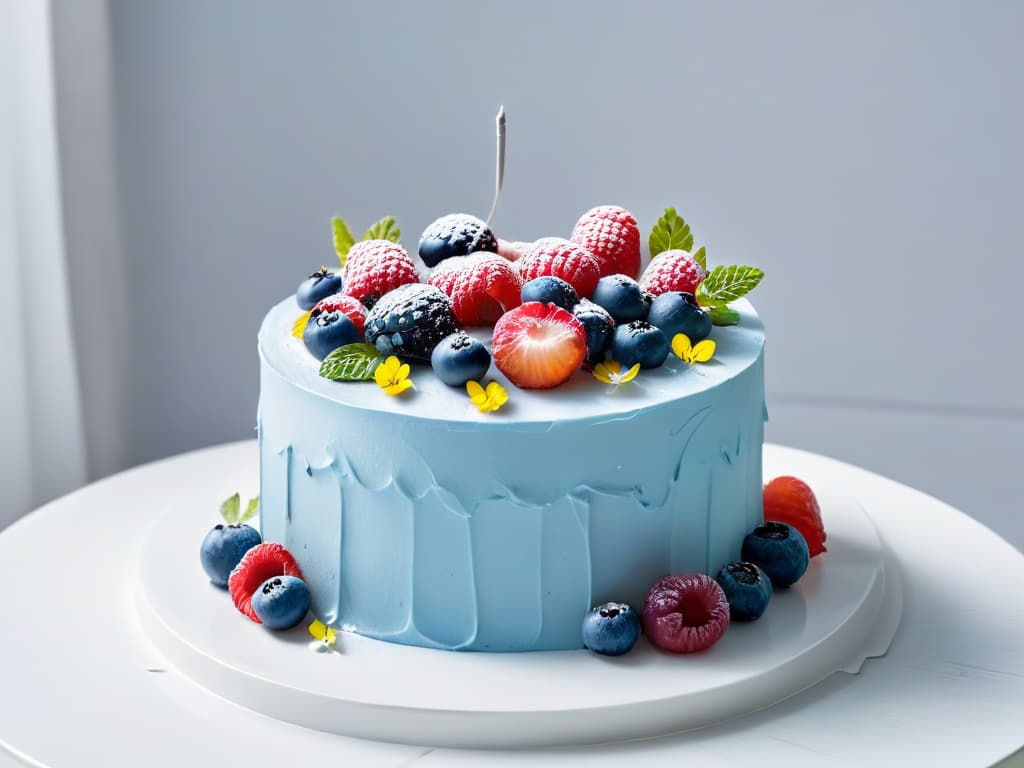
(364, 283, 459, 362)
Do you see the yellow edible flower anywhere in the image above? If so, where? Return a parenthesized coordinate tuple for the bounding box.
(672, 333, 716, 364)
(466, 380, 509, 413)
(291, 311, 311, 339)
(592, 360, 640, 386)
(308, 618, 336, 645)
(374, 355, 413, 396)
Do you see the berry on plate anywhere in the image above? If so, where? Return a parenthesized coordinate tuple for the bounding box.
(591, 274, 651, 323)
(343, 239, 420, 308)
(427, 252, 522, 325)
(715, 562, 772, 621)
(303, 307, 361, 361)
(582, 602, 641, 656)
(431, 331, 492, 387)
(520, 276, 579, 311)
(418, 213, 498, 268)
(741, 522, 810, 588)
(642, 573, 730, 653)
(364, 283, 459, 362)
(310, 293, 368, 336)
(491, 302, 587, 389)
(610, 321, 669, 369)
(570, 205, 642, 279)
(296, 267, 343, 311)
(199, 493, 261, 589)
(572, 299, 615, 366)
(639, 249, 707, 297)
(763, 476, 827, 557)
(228, 543, 304, 623)
(518, 238, 600, 299)
(646, 291, 712, 343)
(251, 575, 311, 630)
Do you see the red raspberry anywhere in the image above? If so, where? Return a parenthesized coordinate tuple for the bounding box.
(492, 302, 587, 389)
(310, 293, 367, 335)
(343, 240, 420, 308)
(570, 205, 642, 279)
(638, 249, 707, 297)
(228, 543, 304, 624)
(518, 238, 600, 298)
(763, 476, 827, 557)
(642, 573, 730, 653)
(427, 252, 522, 325)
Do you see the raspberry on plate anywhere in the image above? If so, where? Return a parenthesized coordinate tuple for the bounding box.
(570, 205, 642, 279)
(343, 239, 420, 308)
(228, 543, 304, 624)
(639, 249, 707, 297)
(763, 476, 827, 557)
(518, 238, 601, 299)
(642, 573, 731, 653)
(491, 302, 587, 389)
(427, 252, 522, 325)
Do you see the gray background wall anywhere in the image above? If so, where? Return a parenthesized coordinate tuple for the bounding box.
(63, 1, 1023, 546)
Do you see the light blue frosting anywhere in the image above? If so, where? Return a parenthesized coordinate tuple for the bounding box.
(257, 297, 766, 651)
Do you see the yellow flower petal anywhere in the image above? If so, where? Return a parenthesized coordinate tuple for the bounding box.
(672, 333, 693, 362)
(308, 619, 328, 641)
(384, 378, 413, 396)
(690, 339, 716, 363)
(619, 363, 641, 383)
(485, 381, 509, 407)
(592, 360, 617, 384)
(292, 311, 311, 339)
(373, 362, 390, 388)
(396, 362, 411, 382)
(466, 380, 485, 404)
(382, 355, 402, 377)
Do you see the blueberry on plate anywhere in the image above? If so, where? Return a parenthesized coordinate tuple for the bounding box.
(296, 267, 343, 311)
(715, 561, 772, 621)
(610, 321, 669, 369)
(521, 276, 579, 312)
(582, 602, 641, 656)
(418, 213, 498, 268)
(200, 523, 261, 588)
(591, 274, 651, 323)
(431, 331, 491, 387)
(573, 299, 615, 365)
(741, 522, 810, 588)
(303, 308, 361, 361)
(364, 283, 460, 362)
(251, 575, 311, 630)
(647, 291, 712, 342)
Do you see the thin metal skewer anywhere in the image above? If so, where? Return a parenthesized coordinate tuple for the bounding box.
(486, 105, 506, 228)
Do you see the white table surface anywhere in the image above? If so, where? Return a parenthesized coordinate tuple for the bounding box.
(1, 441, 1022, 767)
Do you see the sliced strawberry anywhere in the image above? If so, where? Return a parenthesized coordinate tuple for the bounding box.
(491, 302, 587, 389)
(638, 249, 707, 297)
(310, 293, 368, 335)
(570, 205, 642, 279)
(228, 543, 304, 623)
(427, 252, 522, 325)
(642, 573, 730, 653)
(763, 476, 827, 557)
(518, 238, 601, 298)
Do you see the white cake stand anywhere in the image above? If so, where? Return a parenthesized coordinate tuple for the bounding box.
(135, 467, 901, 749)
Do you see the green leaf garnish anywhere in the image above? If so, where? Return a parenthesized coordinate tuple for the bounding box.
(319, 343, 383, 381)
(708, 305, 741, 326)
(362, 216, 401, 244)
(696, 265, 764, 307)
(239, 496, 259, 523)
(332, 217, 356, 267)
(220, 493, 241, 524)
(693, 245, 707, 272)
(649, 207, 694, 259)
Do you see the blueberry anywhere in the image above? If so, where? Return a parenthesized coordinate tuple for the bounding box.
(364, 283, 459, 362)
(431, 332, 491, 386)
(647, 291, 712, 343)
(303, 309, 361, 361)
(582, 602, 641, 656)
(572, 299, 615, 365)
(610, 321, 669, 369)
(715, 561, 772, 621)
(295, 267, 343, 311)
(521, 276, 579, 311)
(741, 522, 810, 588)
(418, 213, 498, 268)
(591, 274, 651, 323)
(251, 575, 311, 630)
(199, 524, 261, 588)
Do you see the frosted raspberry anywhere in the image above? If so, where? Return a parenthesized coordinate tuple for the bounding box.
(427, 252, 522, 325)
(638, 249, 707, 297)
(570, 205, 642, 279)
(310, 293, 368, 335)
(518, 238, 600, 298)
(343, 240, 420, 308)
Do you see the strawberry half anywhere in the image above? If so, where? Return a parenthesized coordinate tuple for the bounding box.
(491, 302, 587, 389)
(228, 543, 304, 623)
(763, 476, 827, 557)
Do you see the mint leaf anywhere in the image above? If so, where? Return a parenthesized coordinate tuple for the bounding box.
(708, 305, 741, 326)
(319, 343, 383, 381)
(332, 217, 356, 267)
(693, 245, 707, 272)
(239, 496, 259, 523)
(649, 207, 694, 259)
(220, 493, 240, 524)
(696, 265, 764, 307)
(362, 216, 401, 244)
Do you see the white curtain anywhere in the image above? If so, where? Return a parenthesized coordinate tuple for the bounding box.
(0, 0, 87, 529)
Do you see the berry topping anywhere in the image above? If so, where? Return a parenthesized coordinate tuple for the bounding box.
(430, 331, 492, 387)
(520, 276, 579, 311)
(363, 283, 459, 362)
(646, 291, 712, 343)
(763, 476, 827, 557)
(491, 302, 587, 389)
(343, 239, 420, 308)
(518, 238, 601, 298)
(570, 205, 642, 279)
(572, 299, 615, 365)
(200, 524, 261, 589)
(582, 601, 641, 656)
(418, 213, 498, 268)
(427, 251, 522, 325)
(639, 249, 707, 298)
(296, 267, 343, 311)
(310, 293, 368, 336)
(610, 321, 669, 369)
(228, 543, 304, 623)
(251, 575, 311, 630)
(591, 274, 651, 323)
(642, 573, 730, 653)
(741, 522, 810, 588)
(302, 307, 361, 361)
(715, 562, 772, 622)
(497, 238, 532, 262)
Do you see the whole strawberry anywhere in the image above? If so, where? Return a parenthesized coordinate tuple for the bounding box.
(518, 238, 600, 299)
(638, 249, 707, 297)
(571, 205, 642, 279)
(343, 239, 420, 308)
(427, 252, 522, 325)
(763, 476, 827, 557)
